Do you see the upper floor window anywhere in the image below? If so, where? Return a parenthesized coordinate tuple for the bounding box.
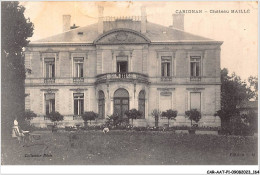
(190, 56, 201, 77)
(44, 58, 55, 83)
(74, 57, 84, 78)
(116, 56, 128, 73)
(161, 56, 172, 77)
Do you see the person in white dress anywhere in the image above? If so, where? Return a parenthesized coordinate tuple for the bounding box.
(12, 117, 24, 138)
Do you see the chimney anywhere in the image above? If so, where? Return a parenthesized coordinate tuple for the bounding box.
(63, 15, 71, 32)
(172, 14, 184, 30)
(98, 6, 104, 34)
(141, 6, 147, 33)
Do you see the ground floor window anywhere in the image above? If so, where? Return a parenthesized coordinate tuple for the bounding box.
(45, 93, 55, 115)
(138, 90, 145, 119)
(190, 92, 201, 111)
(74, 93, 84, 115)
(98, 91, 105, 119)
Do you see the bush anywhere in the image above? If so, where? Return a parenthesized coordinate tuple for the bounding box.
(125, 109, 142, 126)
(21, 109, 37, 121)
(185, 109, 201, 127)
(161, 109, 178, 127)
(105, 113, 129, 128)
(82, 111, 98, 126)
(46, 111, 64, 124)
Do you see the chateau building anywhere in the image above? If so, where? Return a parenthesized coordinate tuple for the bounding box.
(24, 7, 222, 127)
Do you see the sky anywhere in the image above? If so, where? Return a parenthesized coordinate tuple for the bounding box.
(21, 1, 258, 80)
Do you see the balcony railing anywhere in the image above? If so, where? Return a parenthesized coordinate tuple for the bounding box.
(44, 78, 55, 83)
(73, 77, 84, 83)
(190, 76, 201, 81)
(161, 76, 172, 81)
(96, 72, 149, 84)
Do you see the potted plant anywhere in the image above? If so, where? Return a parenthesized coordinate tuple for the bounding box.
(151, 109, 161, 128)
(125, 109, 143, 126)
(46, 111, 64, 132)
(185, 109, 201, 134)
(82, 111, 98, 128)
(161, 109, 178, 127)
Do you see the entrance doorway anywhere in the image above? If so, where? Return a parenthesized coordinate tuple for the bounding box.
(113, 88, 129, 118)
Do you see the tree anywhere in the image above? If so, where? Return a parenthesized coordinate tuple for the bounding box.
(185, 109, 201, 126)
(151, 109, 161, 127)
(82, 111, 98, 126)
(161, 109, 178, 127)
(21, 109, 37, 121)
(46, 111, 64, 125)
(248, 76, 258, 100)
(1, 2, 34, 139)
(125, 109, 143, 126)
(216, 68, 253, 129)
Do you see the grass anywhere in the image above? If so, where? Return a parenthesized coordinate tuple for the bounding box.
(1, 130, 258, 165)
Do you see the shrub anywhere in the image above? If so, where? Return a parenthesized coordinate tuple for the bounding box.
(161, 109, 178, 127)
(151, 109, 161, 127)
(125, 109, 143, 126)
(105, 113, 128, 128)
(185, 109, 201, 127)
(82, 111, 98, 126)
(21, 109, 37, 121)
(46, 111, 64, 125)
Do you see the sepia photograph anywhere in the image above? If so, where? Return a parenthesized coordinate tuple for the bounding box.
(1, 1, 259, 173)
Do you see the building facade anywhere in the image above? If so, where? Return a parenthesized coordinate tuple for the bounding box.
(24, 8, 222, 128)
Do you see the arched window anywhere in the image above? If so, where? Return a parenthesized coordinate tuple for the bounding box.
(114, 88, 129, 118)
(138, 90, 145, 119)
(98, 91, 105, 119)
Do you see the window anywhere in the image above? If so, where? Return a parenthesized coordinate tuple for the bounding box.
(98, 91, 105, 119)
(45, 93, 55, 115)
(190, 56, 201, 77)
(44, 58, 55, 83)
(45, 58, 55, 78)
(74, 57, 84, 78)
(190, 92, 201, 111)
(161, 56, 171, 77)
(74, 93, 84, 115)
(138, 90, 145, 119)
(116, 56, 128, 73)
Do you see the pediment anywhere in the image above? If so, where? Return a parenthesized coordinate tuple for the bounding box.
(94, 29, 150, 45)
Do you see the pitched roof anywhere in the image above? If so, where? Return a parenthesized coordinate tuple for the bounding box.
(31, 22, 220, 45)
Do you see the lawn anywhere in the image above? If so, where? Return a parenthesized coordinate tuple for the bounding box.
(1, 130, 258, 165)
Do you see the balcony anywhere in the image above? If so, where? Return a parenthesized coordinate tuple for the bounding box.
(96, 72, 149, 84)
(190, 76, 201, 81)
(161, 76, 172, 81)
(44, 78, 55, 83)
(73, 77, 84, 83)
